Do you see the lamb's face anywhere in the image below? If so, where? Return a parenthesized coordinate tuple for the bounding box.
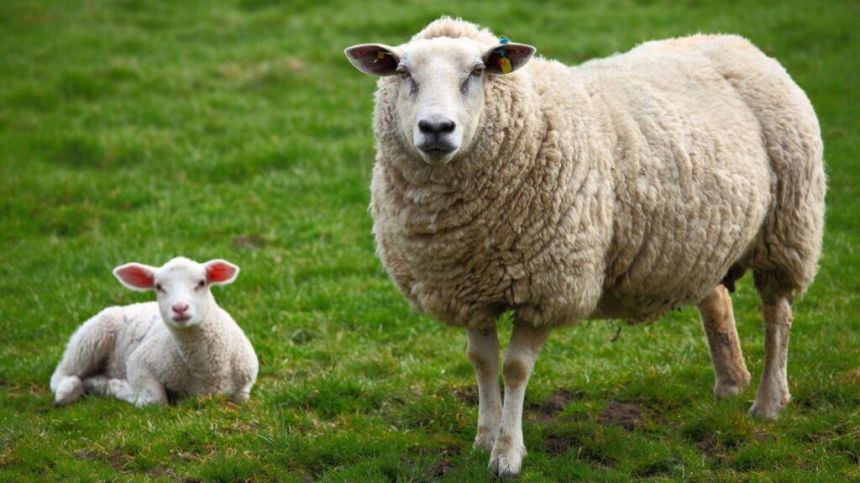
(346, 37, 535, 165)
(113, 257, 239, 329)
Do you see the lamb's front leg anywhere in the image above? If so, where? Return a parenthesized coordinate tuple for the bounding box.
(489, 322, 550, 478)
(466, 327, 501, 451)
(126, 366, 168, 406)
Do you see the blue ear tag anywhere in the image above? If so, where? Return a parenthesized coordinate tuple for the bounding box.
(494, 39, 513, 74)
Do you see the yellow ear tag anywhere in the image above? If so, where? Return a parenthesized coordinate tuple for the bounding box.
(376, 51, 386, 60)
(499, 56, 513, 74)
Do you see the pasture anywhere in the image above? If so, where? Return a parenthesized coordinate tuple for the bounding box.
(1, 0, 857, 480)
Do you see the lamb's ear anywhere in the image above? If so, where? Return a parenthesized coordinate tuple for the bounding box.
(113, 263, 157, 291)
(205, 259, 240, 286)
(344, 43, 399, 76)
(483, 43, 536, 74)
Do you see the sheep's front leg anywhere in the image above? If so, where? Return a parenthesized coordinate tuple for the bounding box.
(467, 327, 501, 451)
(126, 366, 168, 406)
(489, 322, 550, 478)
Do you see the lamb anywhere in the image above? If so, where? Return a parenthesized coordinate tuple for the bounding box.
(345, 17, 826, 477)
(50, 257, 258, 407)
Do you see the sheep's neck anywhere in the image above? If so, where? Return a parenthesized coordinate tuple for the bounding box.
(379, 80, 546, 237)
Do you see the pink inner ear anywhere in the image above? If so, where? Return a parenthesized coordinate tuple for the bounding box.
(207, 262, 236, 283)
(117, 266, 154, 289)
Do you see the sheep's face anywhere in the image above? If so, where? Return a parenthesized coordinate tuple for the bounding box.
(114, 257, 239, 329)
(346, 38, 535, 165)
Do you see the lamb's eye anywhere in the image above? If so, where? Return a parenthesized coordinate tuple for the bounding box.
(471, 65, 484, 78)
(196, 280, 205, 289)
(396, 66, 411, 80)
(155, 283, 164, 292)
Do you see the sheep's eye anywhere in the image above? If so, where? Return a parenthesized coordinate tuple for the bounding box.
(155, 283, 164, 292)
(196, 280, 205, 289)
(471, 65, 484, 78)
(396, 66, 411, 80)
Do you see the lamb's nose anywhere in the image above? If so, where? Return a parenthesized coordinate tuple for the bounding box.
(418, 118, 456, 135)
(172, 303, 189, 314)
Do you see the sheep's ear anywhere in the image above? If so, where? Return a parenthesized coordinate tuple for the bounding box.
(113, 263, 157, 291)
(483, 43, 535, 74)
(205, 259, 239, 286)
(344, 43, 399, 76)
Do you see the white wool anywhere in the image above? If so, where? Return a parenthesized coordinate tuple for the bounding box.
(348, 17, 826, 477)
(50, 257, 258, 406)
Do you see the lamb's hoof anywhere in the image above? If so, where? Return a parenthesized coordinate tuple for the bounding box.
(488, 436, 525, 479)
(473, 426, 496, 451)
(53, 377, 83, 406)
(749, 392, 790, 419)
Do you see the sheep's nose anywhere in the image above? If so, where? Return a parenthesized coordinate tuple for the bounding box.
(172, 303, 189, 314)
(418, 117, 456, 135)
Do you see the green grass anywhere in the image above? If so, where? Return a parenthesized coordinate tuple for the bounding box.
(1, 0, 858, 480)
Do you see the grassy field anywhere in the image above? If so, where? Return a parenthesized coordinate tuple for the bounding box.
(1, 0, 858, 480)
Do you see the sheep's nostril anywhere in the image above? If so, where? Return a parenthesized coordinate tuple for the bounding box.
(418, 118, 456, 135)
(172, 303, 189, 314)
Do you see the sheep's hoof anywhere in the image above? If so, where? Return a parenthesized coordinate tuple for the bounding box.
(714, 381, 746, 399)
(488, 437, 525, 479)
(53, 377, 83, 406)
(749, 391, 790, 419)
(473, 426, 496, 451)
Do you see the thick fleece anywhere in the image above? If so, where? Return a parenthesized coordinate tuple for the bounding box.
(369, 22, 826, 329)
(50, 269, 258, 406)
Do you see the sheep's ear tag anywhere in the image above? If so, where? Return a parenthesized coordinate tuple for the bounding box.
(495, 37, 512, 74)
(483, 38, 535, 75)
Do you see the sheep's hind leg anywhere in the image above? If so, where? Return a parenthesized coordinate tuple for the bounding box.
(53, 376, 84, 406)
(698, 285, 751, 398)
(50, 313, 117, 405)
(489, 321, 550, 478)
(749, 273, 794, 419)
(466, 327, 502, 451)
(230, 383, 253, 403)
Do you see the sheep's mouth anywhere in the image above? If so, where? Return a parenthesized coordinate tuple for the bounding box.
(417, 142, 457, 162)
(172, 315, 191, 323)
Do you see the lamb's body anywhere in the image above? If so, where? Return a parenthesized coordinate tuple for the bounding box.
(50, 258, 258, 406)
(356, 19, 824, 477)
(372, 33, 824, 328)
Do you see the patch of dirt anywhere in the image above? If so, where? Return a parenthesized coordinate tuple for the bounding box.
(232, 234, 267, 250)
(74, 448, 127, 470)
(427, 458, 454, 478)
(542, 434, 576, 456)
(451, 386, 478, 406)
(841, 367, 860, 384)
(542, 434, 616, 467)
(597, 401, 642, 430)
(695, 433, 719, 456)
(528, 388, 583, 419)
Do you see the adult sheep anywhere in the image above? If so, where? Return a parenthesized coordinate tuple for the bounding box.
(345, 18, 825, 477)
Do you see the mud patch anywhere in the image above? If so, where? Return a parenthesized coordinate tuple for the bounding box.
(597, 401, 642, 430)
(74, 448, 127, 470)
(528, 388, 583, 419)
(841, 367, 860, 384)
(541, 433, 615, 467)
(427, 458, 454, 478)
(451, 385, 479, 406)
(232, 234, 267, 250)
